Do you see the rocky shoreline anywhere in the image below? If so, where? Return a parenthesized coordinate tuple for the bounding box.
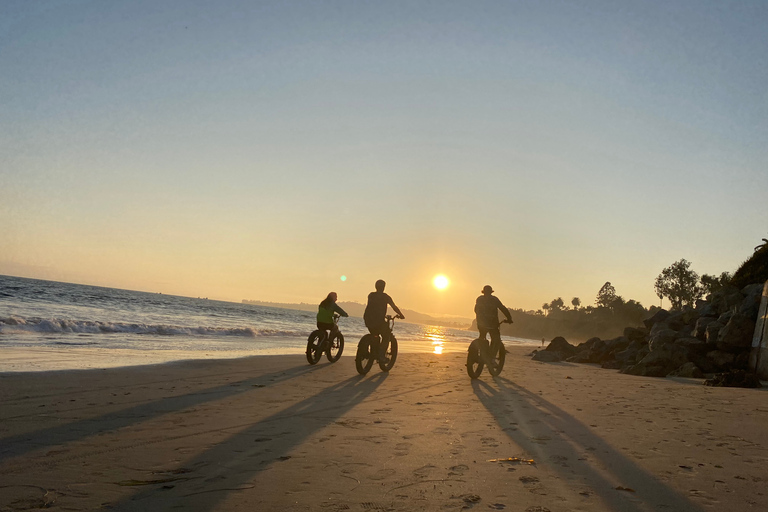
(531, 283, 766, 387)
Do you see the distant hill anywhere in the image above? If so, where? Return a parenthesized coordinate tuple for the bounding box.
(242, 300, 472, 329)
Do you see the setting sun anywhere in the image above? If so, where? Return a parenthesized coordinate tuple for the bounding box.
(432, 274, 450, 290)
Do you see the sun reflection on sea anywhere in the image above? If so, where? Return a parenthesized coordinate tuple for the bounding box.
(423, 326, 447, 355)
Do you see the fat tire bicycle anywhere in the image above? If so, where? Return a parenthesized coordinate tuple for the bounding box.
(355, 315, 400, 375)
(467, 320, 511, 379)
(306, 314, 344, 365)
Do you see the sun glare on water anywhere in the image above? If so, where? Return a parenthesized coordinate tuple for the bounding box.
(433, 274, 449, 290)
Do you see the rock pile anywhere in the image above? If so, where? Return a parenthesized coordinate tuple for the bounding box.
(531, 284, 764, 387)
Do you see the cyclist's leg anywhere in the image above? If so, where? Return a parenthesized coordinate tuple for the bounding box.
(478, 328, 491, 358)
(487, 329, 502, 365)
(378, 323, 391, 361)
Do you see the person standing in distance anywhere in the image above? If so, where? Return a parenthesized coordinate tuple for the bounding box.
(363, 280, 405, 362)
(474, 285, 513, 356)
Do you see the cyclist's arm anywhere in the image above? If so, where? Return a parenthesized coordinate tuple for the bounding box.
(333, 303, 349, 317)
(497, 298, 513, 323)
(388, 299, 405, 319)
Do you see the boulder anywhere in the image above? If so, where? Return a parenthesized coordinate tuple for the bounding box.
(717, 313, 756, 352)
(623, 326, 648, 344)
(648, 329, 678, 352)
(692, 317, 717, 341)
(738, 284, 764, 320)
(706, 350, 736, 370)
(710, 286, 744, 316)
(532, 351, 562, 362)
(622, 344, 691, 378)
(675, 336, 706, 348)
(704, 370, 762, 388)
(668, 362, 705, 378)
(545, 336, 578, 358)
(643, 309, 670, 330)
(705, 321, 724, 344)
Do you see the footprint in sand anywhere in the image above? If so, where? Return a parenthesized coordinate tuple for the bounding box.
(413, 464, 437, 477)
(394, 442, 411, 456)
(481, 437, 500, 447)
(369, 468, 396, 481)
(449, 464, 469, 474)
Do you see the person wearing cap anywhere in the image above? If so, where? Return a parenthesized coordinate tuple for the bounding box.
(474, 285, 513, 355)
(364, 279, 405, 362)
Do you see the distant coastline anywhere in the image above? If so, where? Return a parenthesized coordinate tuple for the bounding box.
(242, 300, 472, 329)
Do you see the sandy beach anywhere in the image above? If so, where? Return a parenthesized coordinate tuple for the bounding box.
(1, 346, 766, 511)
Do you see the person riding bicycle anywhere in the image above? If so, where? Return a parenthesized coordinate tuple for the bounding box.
(317, 292, 348, 339)
(363, 280, 404, 361)
(474, 285, 513, 357)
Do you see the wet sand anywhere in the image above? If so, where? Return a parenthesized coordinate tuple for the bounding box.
(1, 347, 766, 511)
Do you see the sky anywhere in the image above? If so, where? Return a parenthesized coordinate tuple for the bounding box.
(2, 0, 767, 318)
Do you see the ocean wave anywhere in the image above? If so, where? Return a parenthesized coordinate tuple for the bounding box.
(0, 316, 304, 338)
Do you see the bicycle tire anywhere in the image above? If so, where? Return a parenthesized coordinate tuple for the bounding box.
(306, 330, 324, 365)
(326, 332, 344, 363)
(466, 338, 485, 379)
(355, 335, 376, 375)
(378, 336, 398, 372)
(487, 341, 506, 376)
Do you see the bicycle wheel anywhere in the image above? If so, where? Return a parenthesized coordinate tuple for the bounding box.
(326, 332, 344, 363)
(466, 338, 485, 379)
(306, 330, 325, 365)
(378, 336, 398, 372)
(487, 341, 506, 376)
(355, 335, 376, 375)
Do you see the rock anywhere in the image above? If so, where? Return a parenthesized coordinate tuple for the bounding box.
(738, 285, 763, 320)
(710, 286, 744, 316)
(574, 336, 602, 352)
(532, 351, 562, 362)
(707, 350, 736, 369)
(601, 359, 624, 370)
(704, 370, 762, 388)
(668, 362, 705, 378)
(622, 344, 690, 378)
(705, 321, 724, 344)
(643, 309, 670, 330)
(623, 326, 648, 343)
(648, 329, 677, 351)
(692, 317, 717, 341)
(675, 336, 706, 348)
(545, 336, 577, 358)
(680, 306, 700, 327)
(717, 313, 756, 352)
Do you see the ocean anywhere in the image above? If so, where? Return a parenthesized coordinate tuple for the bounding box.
(0, 275, 539, 372)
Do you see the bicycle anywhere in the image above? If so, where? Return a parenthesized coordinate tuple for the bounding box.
(355, 314, 400, 375)
(466, 320, 511, 379)
(306, 314, 344, 365)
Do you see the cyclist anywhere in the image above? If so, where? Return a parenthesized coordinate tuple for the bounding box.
(363, 280, 405, 361)
(474, 285, 513, 358)
(317, 292, 348, 339)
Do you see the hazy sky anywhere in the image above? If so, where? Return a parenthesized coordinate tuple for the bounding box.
(2, 0, 767, 317)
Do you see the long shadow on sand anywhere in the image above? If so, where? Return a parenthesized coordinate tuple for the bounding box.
(0, 362, 318, 462)
(111, 373, 388, 511)
(472, 376, 706, 512)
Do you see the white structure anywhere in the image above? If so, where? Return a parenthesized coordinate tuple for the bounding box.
(749, 281, 768, 380)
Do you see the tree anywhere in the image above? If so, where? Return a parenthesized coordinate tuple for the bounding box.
(700, 271, 732, 296)
(548, 297, 565, 312)
(542, 303, 550, 316)
(596, 282, 617, 308)
(571, 297, 581, 310)
(654, 259, 703, 310)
